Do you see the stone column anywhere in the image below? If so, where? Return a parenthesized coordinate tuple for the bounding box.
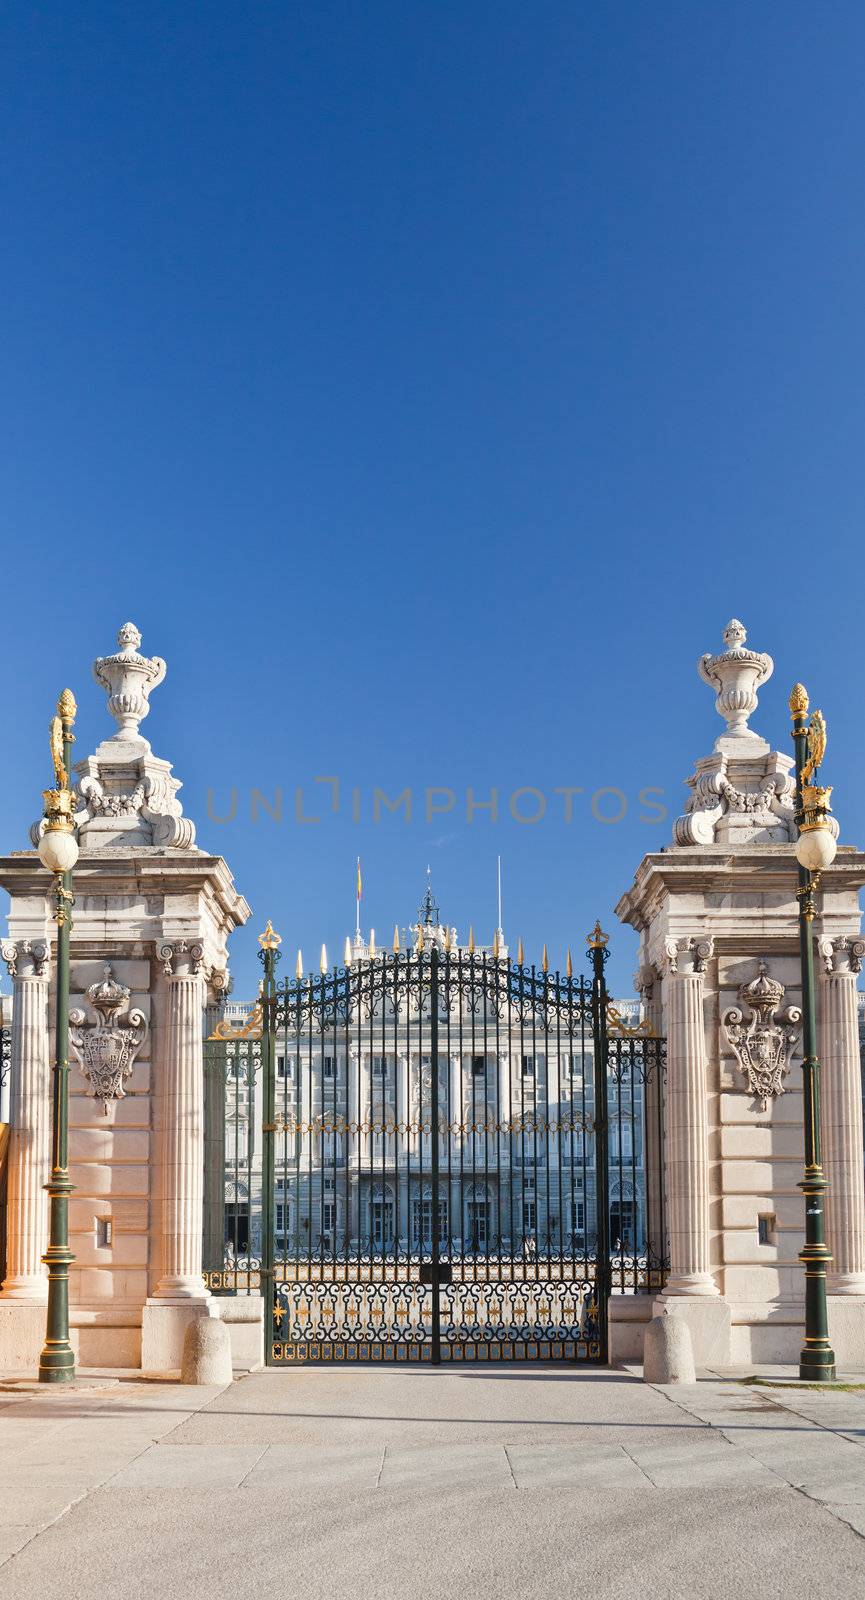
(661, 937, 719, 1297)
(152, 943, 208, 1300)
(818, 937, 865, 1295)
(0, 940, 50, 1301)
(141, 941, 210, 1373)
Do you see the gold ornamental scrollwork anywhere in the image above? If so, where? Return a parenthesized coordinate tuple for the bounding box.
(207, 1001, 264, 1040)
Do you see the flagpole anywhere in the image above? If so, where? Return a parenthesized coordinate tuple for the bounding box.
(356, 856, 361, 942)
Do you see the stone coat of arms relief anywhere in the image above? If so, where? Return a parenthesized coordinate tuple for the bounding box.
(69, 965, 148, 1114)
(722, 961, 801, 1110)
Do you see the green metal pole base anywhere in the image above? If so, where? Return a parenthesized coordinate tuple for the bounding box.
(799, 1349, 837, 1383)
(38, 1348, 76, 1383)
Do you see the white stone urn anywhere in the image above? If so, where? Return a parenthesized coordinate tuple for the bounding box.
(93, 622, 167, 741)
(698, 619, 773, 745)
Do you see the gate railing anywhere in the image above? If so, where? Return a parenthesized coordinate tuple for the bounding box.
(201, 923, 667, 1357)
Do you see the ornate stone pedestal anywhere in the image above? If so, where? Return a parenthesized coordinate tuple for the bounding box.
(617, 620, 865, 1370)
(0, 623, 249, 1376)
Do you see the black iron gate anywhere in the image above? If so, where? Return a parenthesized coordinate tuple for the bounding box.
(216, 920, 666, 1365)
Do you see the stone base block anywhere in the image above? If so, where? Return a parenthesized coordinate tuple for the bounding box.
(643, 1310, 696, 1384)
(0, 1302, 49, 1375)
(654, 1294, 731, 1365)
(827, 1296, 865, 1373)
(140, 1300, 214, 1375)
(608, 1294, 653, 1363)
(181, 1316, 233, 1385)
(215, 1295, 264, 1370)
(76, 1324, 141, 1369)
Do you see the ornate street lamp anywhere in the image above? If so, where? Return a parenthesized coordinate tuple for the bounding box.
(789, 683, 837, 1382)
(36, 690, 79, 1383)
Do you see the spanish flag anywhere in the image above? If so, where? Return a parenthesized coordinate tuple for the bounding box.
(356, 858, 362, 903)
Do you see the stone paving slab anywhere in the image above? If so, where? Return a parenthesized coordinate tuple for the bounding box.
(108, 1442, 267, 1490)
(243, 1442, 385, 1488)
(0, 1368, 863, 1597)
(504, 1442, 649, 1488)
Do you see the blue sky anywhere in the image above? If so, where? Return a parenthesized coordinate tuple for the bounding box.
(0, 3, 862, 997)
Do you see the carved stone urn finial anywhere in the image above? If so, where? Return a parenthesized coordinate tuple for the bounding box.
(93, 622, 167, 742)
(698, 619, 774, 748)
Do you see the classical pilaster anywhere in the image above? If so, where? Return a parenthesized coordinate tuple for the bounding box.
(661, 936, 719, 1297)
(151, 942, 208, 1301)
(0, 940, 50, 1301)
(818, 937, 865, 1295)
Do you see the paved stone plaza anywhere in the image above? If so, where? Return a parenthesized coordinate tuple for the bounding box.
(0, 1366, 863, 1597)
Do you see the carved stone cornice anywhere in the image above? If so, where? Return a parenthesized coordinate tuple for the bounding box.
(1, 939, 48, 981)
(818, 936, 865, 977)
(723, 960, 801, 1109)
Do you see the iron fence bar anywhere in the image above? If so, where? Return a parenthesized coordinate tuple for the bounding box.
(260, 943, 278, 1360)
(430, 944, 441, 1362)
(590, 937, 611, 1363)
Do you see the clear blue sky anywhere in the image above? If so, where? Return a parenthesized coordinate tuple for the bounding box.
(1, 3, 862, 997)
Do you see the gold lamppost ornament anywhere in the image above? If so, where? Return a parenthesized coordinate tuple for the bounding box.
(37, 690, 80, 1384)
(789, 681, 837, 1381)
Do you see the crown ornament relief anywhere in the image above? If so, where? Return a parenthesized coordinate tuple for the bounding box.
(723, 961, 801, 1109)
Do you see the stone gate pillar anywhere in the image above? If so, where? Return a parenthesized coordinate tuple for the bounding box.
(616, 618, 865, 1368)
(0, 621, 249, 1376)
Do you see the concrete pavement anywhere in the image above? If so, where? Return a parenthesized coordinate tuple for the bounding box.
(0, 1365, 863, 1597)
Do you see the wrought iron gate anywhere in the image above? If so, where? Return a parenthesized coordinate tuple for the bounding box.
(210, 920, 666, 1365)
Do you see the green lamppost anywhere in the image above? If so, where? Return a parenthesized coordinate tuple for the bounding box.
(789, 682, 837, 1382)
(37, 690, 79, 1384)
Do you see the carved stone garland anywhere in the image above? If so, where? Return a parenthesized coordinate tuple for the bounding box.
(69, 965, 148, 1114)
(723, 961, 801, 1109)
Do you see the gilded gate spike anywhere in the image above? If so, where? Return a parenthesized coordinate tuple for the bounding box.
(320, 943, 328, 973)
(369, 928, 376, 957)
(542, 944, 548, 973)
(468, 926, 475, 953)
(517, 938, 524, 966)
(258, 919, 282, 951)
(566, 948, 573, 979)
(789, 682, 809, 718)
(444, 925, 451, 951)
(344, 936, 352, 966)
(296, 948, 303, 979)
(416, 925, 424, 952)
(393, 924, 400, 953)
(493, 928, 500, 959)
